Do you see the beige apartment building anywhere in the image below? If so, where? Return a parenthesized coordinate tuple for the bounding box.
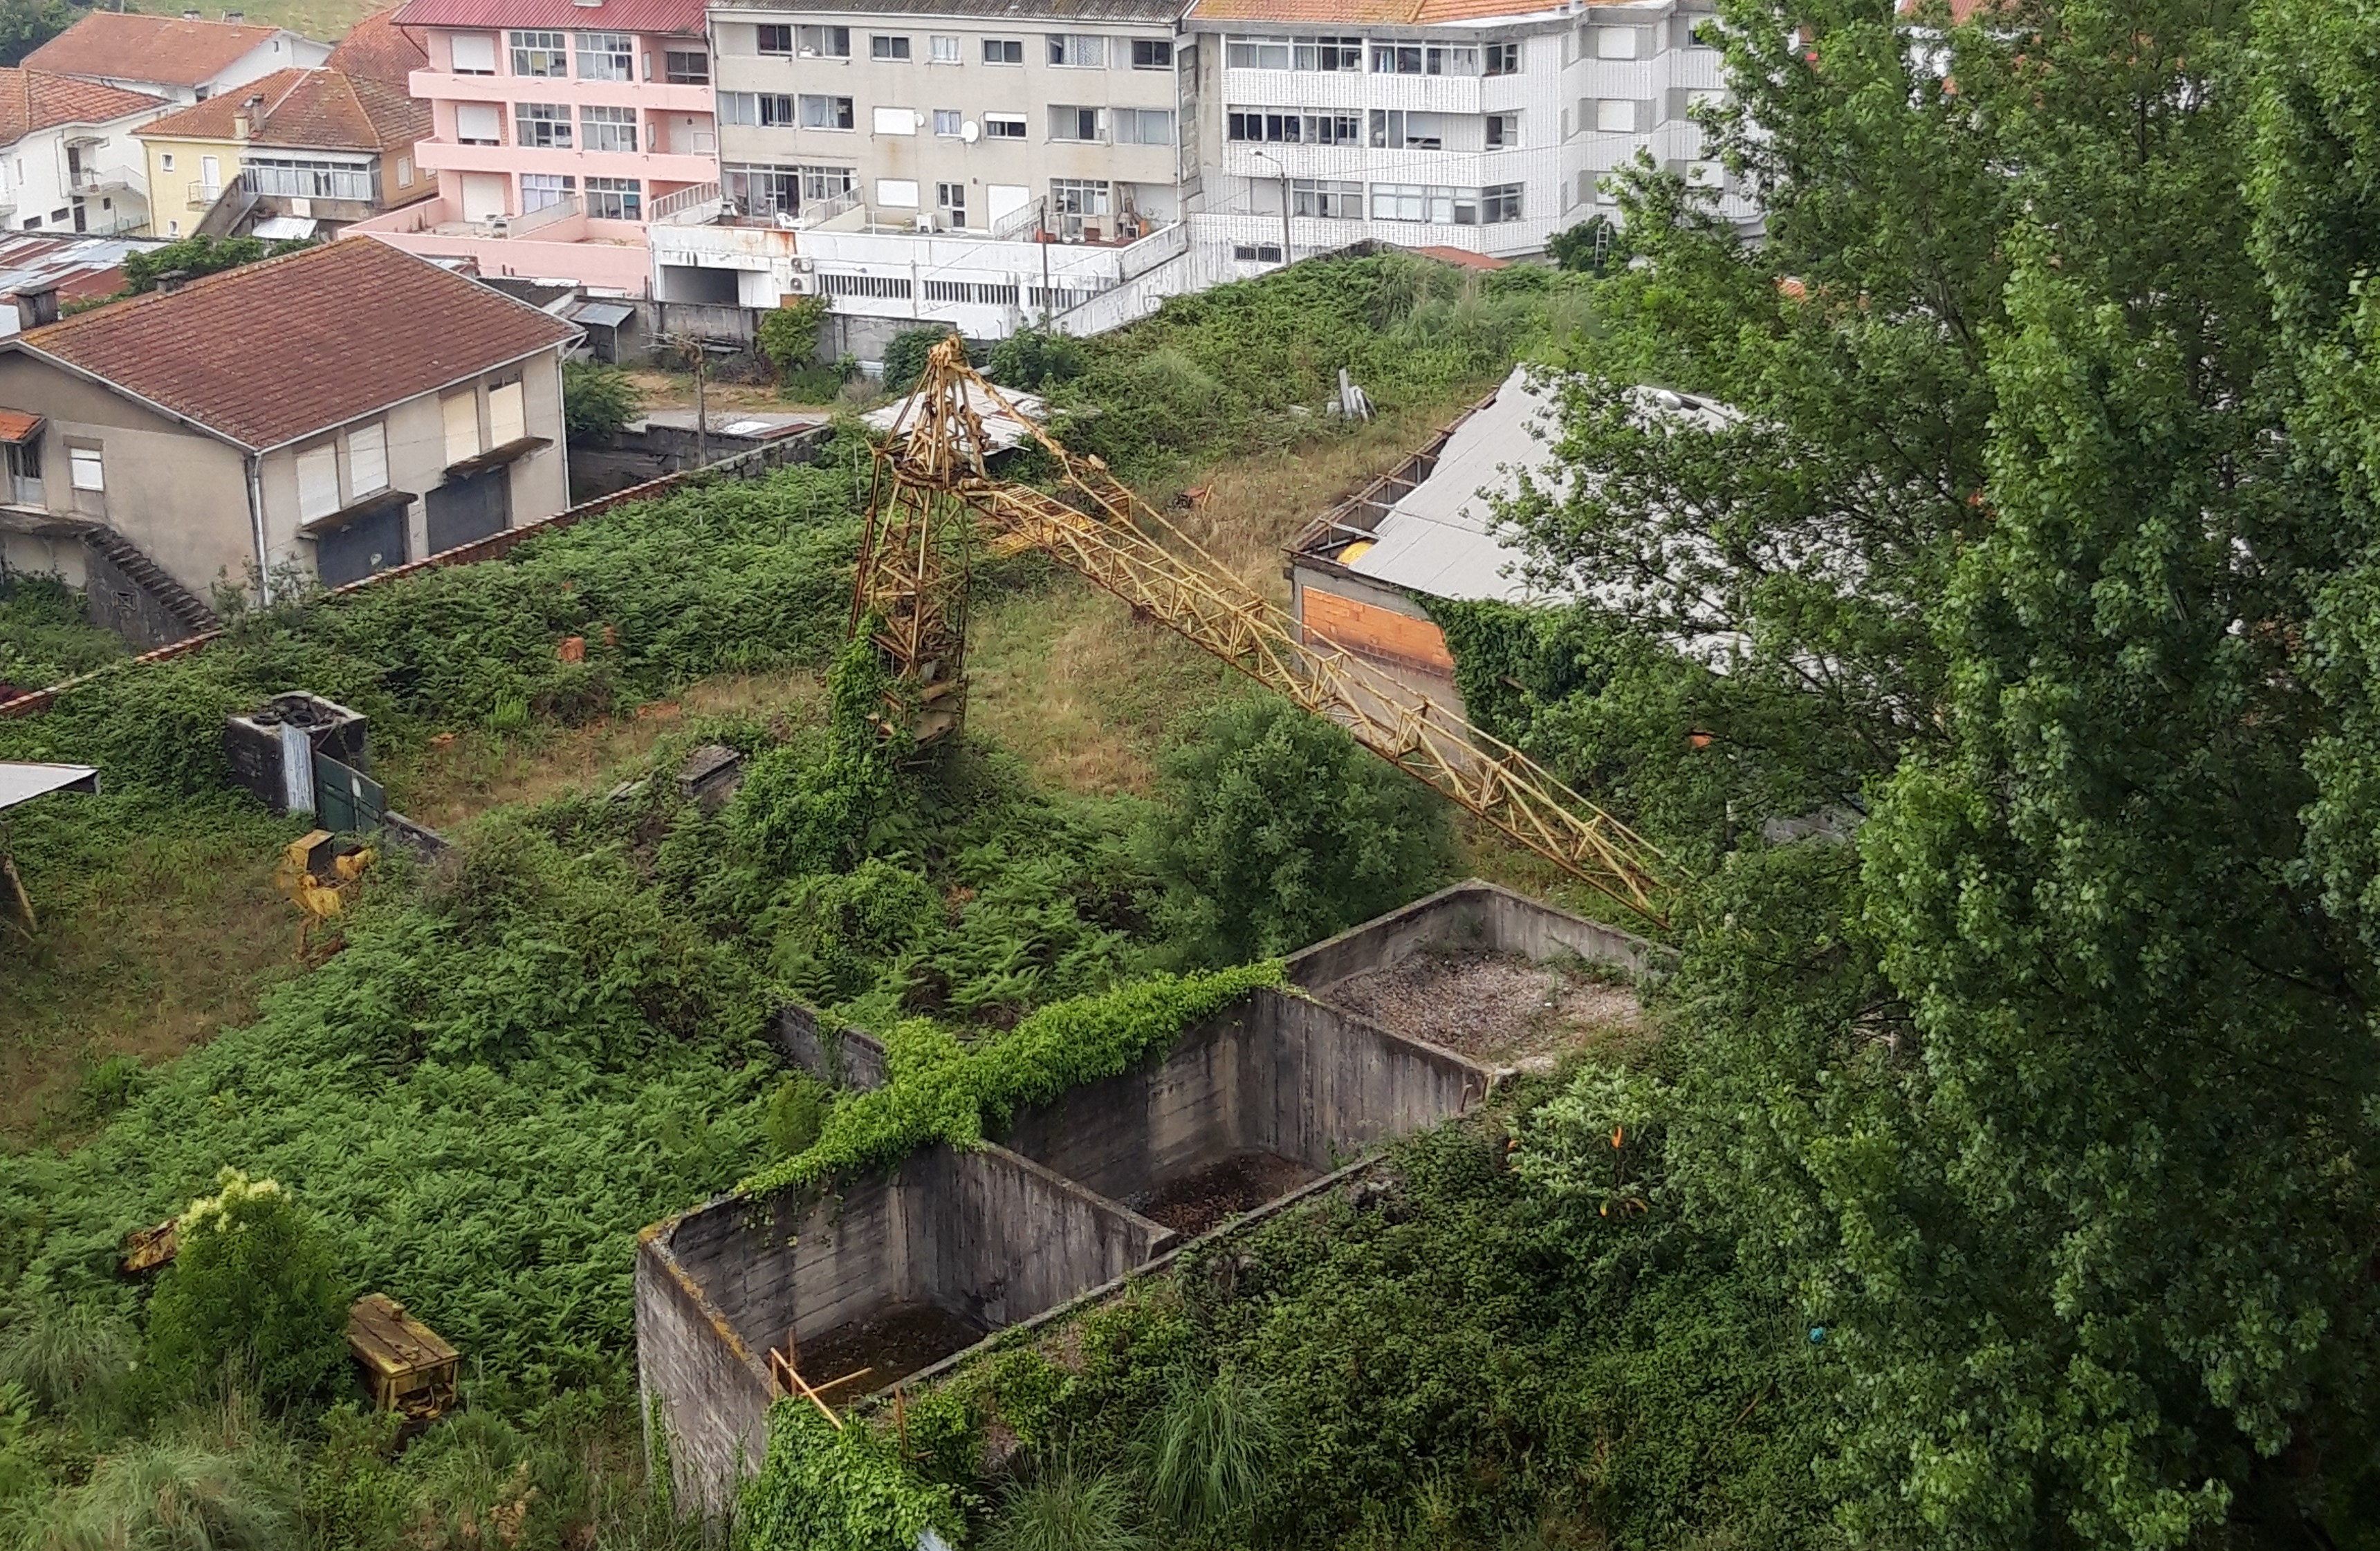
(705, 0, 1193, 241)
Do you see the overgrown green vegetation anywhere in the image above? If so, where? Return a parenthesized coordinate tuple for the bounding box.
(564, 361, 645, 444)
(0, 573, 122, 696)
(121, 234, 317, 297)
(0, 246, 1565, 1550)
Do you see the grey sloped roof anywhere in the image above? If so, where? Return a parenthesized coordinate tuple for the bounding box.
(714, 0, 1186, 19)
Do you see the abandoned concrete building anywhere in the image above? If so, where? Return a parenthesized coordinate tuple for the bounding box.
(636, 880, 1660, 1511)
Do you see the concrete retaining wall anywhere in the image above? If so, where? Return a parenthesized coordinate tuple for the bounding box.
(636, 1142, 1167, 1512)
(773, 1005, 887, 1092)
(1284, 878, 1670, 988)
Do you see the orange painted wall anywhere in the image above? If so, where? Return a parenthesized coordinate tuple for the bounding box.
(1301, 586, 1457, 674)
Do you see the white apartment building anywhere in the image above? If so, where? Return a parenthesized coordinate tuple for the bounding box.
(650, 0, 1760, 353)
(1188, 0, 1752, 275)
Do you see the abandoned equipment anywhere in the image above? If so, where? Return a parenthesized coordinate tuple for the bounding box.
(850, 336, 1673, 925)
(347, 1293, 461, 1424)
(274, 830, 375, 960)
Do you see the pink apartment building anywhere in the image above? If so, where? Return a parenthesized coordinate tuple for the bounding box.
(348, 0, 714, 293)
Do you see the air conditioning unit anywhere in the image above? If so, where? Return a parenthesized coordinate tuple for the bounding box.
(795, 257, 815, 272)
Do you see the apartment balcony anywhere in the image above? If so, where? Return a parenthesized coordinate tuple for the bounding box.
(410, 68, 712, 116)
(68, 165, 142, 195)
(412, 138, 719, 187)
(1221, 67, 1482, 115)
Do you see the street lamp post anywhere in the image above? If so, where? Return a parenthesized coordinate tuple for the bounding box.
(1250, 150, 1293, 268)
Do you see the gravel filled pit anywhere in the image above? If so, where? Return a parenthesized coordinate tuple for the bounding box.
(1324, 949, 1643, 1070)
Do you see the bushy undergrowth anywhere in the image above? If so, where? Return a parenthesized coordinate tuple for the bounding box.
(0, 574, 123, 695)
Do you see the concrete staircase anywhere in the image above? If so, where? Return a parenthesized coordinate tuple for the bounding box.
(80, 526, 218, 647)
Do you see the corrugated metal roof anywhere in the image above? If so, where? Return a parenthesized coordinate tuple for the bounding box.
(714, 0, 1186, 20)
(0, 232, 163, 335)
(0, 761, 98, 810)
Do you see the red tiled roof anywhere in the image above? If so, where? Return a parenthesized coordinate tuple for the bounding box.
(0, 409, 42, 441)
(327, 6, 431, 83)
(138, 68, 427, 152)
(17, 239, 578, 449)
(1188, 0, 1563, 21)
(0, 68, 166, 143)
(1410, 245, 1511, 271)
(25, 12, 292, 89)
(391, 0, 705, 36)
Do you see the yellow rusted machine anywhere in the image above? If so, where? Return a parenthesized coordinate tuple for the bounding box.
(347, 1293, 461, 1425)
(273, 830, 373, 959)
(851, 337, 1673, 925)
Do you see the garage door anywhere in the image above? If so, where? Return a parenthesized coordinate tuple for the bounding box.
(425, 469, 510, 555)
(315, 499, 408, 587)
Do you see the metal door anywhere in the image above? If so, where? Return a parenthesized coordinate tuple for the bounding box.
(313, 754, 385, 834)
(424, 469, 510, 555)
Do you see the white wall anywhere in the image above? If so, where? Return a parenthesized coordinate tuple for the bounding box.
(0, 106, 169, 237)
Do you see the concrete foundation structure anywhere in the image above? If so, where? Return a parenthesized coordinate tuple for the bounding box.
(636, 880, 1657, 1514)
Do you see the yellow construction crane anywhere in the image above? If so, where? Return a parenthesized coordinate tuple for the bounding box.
(851, 337, 1672, 928)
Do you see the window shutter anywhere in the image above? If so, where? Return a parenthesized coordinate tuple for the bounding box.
(348, 422, 388, 496)
(443, 391, 480, 464)
(455, 103, 501, 142)
(449, 33, 495, 71)
(488, 381, 526, 447)
(297, 444, 340, 521)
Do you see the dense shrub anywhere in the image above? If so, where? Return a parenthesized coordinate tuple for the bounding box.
(0, 572, 123, 693)
(879, 326, 955, 395)
(144, 1171, 349, 1408)
(1145, 697, 1455, 963)
(757, 295, 832, 379)
(561, 361, 643, 443)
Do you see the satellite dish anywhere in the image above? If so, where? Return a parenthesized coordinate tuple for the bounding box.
(960, 120, 980, 144)
(913, 110, 927, 129)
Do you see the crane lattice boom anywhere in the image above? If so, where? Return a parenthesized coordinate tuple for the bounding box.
(851, 337, 1671, 926)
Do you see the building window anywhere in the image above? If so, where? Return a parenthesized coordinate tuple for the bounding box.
(1131, 38, 1171, 68)
(515, 101, 572, 148)
(7, 438, 39, 503)
(799, 95, 854, 129)
(720, 93, 797, 127)
(1368, 110, 1443, 150)
(165, 219, 178, 236)
(1485, 112, 1520, 148)
(871, 105, 917, 134)
(923, 279, 1019, 305)
(936, 180, 965, 225)
(800, 164, 854, 202)
(870, 34, 910, 59)
(984, 113, 1026, 138)
(455, 102, 501, 144)
(489, 380, 526, 446)
(930, 34, 959, 63)
(584, 176, 640, 219)
(450, 32, 495, 73)
(1594, 98, 1638, 133)
(398, 156, 413, 185)
(441, 391, 479, 464)
(1291, 178, 1361, 218)
(796, 25, 850, 58)
(757, 24, 792, 55)
(245, 156, 374, 200)
(1482, 182, 1524, 222)
(576, 32, 632, 80)
(582, 104, 638, 151)
(876, 177, 919, 207)
(297, 442, 340, 521)
(932, 109, 961, 136)
(982, 37, 1023, 64)
(1233, 243, 1282, 262)
(818, 271, 912, 299)
(723, 163, 795, 214)
(1594, 26, 1640, 59)
(508, 29, 566, 77)
(160, 151, 174, 171)
(1228, 108, 1360, 144)
(1224, 37, 1290, 70)
(1293, 35, 1360, 71)
(1370, 41, 1477, 75)
(1046, 34, 1105, 68)
(1049, 105, 1105, 142)
(1484, 40, 1521, 75)
(1369, 183, 1476, 223)
(1116, 108, 1172, 145)
(68, 445, 102, 492)
(1050, 178, 1109, 216)
(665, 49, 708, 84)
(522, 171, 575, 211)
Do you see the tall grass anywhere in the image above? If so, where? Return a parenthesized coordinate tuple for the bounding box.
(1140, 1366, 1277, 1536)
(984, 1455, 1146, 1551)
(0, 1304, 134, 1422)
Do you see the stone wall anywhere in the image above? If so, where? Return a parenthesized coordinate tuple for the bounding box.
(1284, 878, 1670, 988)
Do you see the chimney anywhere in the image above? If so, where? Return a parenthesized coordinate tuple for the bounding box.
(234, 92, 264, 139)
(14, 286, 57, 332)
(155, 270, 191, 295)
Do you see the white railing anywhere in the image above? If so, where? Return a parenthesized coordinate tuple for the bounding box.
(506, 194, 582, 235)
(795, 189, 862, 229)
(189, 180, 225, 209)
(991, 196, 1047, 242)
(649, 181, 721, 223)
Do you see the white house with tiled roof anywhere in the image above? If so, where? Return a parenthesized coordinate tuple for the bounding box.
(0, 69, 176, 239)
(24, 12, 329, 105)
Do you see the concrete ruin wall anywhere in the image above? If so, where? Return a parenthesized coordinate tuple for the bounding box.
(636, 1143, 1168, 1510)
(639, 879, 1617, 1515)
(999, 986, 1484, 1202)
(1286, 878, 1668, 990)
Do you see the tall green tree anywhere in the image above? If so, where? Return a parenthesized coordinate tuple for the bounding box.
(1486, 1, 2380, 1543)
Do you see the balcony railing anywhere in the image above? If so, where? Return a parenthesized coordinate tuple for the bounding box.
(188, 180, 225, 209)
(68, 165, 140, 194)
(649, 180, 721, 223)
(990, 196, 1047, 242)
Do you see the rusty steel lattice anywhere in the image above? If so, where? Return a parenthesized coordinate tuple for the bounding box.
(852, 337, 1672, 926)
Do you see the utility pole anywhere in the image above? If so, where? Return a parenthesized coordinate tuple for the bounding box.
(1253, 151, 1292, 268)
(669, 332, 709, 465)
